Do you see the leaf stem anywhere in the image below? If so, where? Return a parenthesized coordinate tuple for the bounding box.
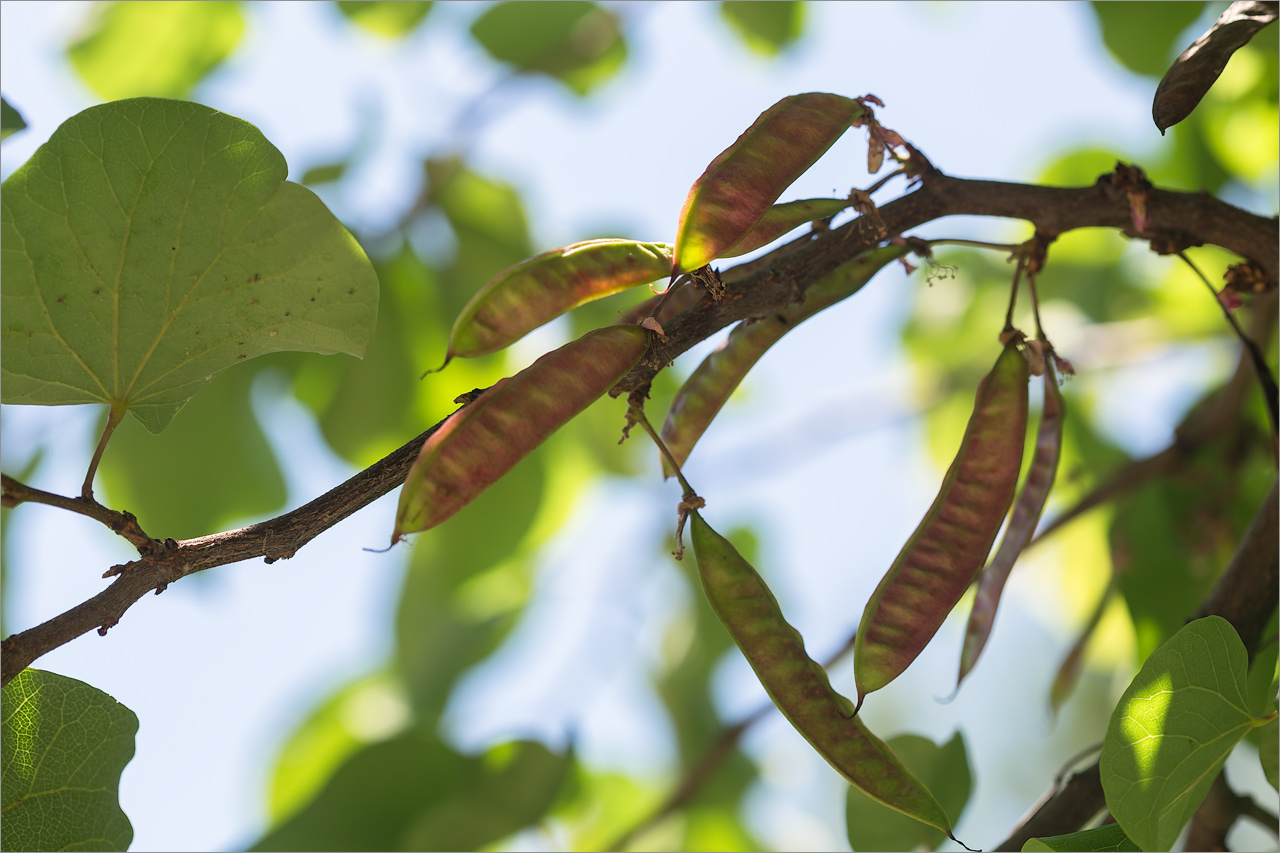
(81, 403, 126, 500)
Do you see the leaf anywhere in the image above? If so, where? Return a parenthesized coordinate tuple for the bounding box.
(1, 669, 138, 852)
(1090, 2, 1207, 78)
(719, 1, 806, 57)
(335, 0, 433, 38)
(1, 98, 378, 434)
(672, 92, 865, 274)
(68, 0, 246, 100)
(1, 96, 26, 141)
(252, 735, 570, 852)
(1261, 714, 1278, 791)
(718, 197, 850, 258)
(845, 732, 972, 852)
(469, 1, 626, 96)
(1153, 1, 1280, 133)
(1101, 616, 1261, 852)
(1023, 823, 1140, 852)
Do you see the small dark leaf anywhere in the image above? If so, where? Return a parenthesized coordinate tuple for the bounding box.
(0, 96, 26, 141)
(1153, 1, 1279, 133)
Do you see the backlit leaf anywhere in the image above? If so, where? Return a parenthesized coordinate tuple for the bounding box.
(1, 98, 378, 434)
(68, 1, 245, 100)
(1, 669, 137, 852)
(335, 1, 432, 38)
(1023, 823, 1139, 852)
(1101, 616, 1260, 852)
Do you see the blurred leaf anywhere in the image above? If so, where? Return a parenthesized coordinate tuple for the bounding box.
(300, 161, 349, 185)
(0, 449, 42, 637)
(1050, 576, 1116, 718)
(845, 732, 971, 852)
(1, 669, 137, 852)
(335, 1, 432, 38)
(1100, 616, 1257, 852)
(265, 672, 410, 825)
(1153, 1, 1279, 132)
(98, 360, 285, 540)
(252, 735, 569, 852)
(1, 98, 379, 434)
(1261, 713, 1278, 791)
(1023, 823, 1139, 851)
(68, 1, 245, 99)
(1244, 609, 1278, 716)
(719, 1, 805, 57)
(0, 96, 25, 141)
(470, 1, 627, 96)
(1090, 2, 1207, 78)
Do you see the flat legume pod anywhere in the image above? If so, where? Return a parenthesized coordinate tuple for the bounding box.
(661, 245, 907, 477)
(719, 197, 852, 259)
(673, 93, 865, 274)
(438, 239, 671, 369)
(854, 341, 1029, 711)
(689, 511, 957, 837)
(957, 360, 1065, 690)
(393, 325, 650, 541)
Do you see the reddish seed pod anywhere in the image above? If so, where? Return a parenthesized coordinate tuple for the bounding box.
(854, 341, 1030, 710)
(435, 239, 671, 371)
(393, 325, 650, 541)
(673, 93, 866, 275)
(689, 511, 957, 836)
(661, 246, 907, 477)
(956, 359, 1066, 690)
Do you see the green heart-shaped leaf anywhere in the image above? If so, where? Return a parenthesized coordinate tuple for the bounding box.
(1, 98, 378, 433)
(2, 669, 138, 852)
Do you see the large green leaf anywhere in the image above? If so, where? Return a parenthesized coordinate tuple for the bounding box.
(1, 98, 378, 434)
(1023, 823, 1139, 852)
(1101, 616, 1263, 851)
(845, 732, 972, 852)
(1, 669, 138, 852)
(469, 1, 626, 96)
(68, 1, 245, 100)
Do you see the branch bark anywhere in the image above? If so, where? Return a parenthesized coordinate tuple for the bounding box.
(2, 166, 1276, 686)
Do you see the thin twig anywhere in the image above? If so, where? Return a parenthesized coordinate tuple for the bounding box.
(1, 474, 162, 556)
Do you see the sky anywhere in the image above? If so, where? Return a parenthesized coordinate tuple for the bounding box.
(2, 2, 1273, 852)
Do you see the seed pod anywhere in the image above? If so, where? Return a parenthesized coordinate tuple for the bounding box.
(689, 511, 957, 837)
(719, 197, 852, 259)
(673, 93, 866, 274)
(662, 245, 907, 477)
(854, 341, 1030, 710)
(393, 325, 649, 541)
(436, 239, 671, 370)
(956, 359, 1065, 690)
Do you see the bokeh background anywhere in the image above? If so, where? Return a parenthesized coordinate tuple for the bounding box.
(2, 2, 1277, 851)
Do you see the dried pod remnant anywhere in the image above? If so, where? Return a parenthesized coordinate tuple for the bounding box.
(393, 325, 650, 541)
(854, 340, 1030, 710)
(436, 239, 671, 370)
(673, 92, 866, 274)
(689, 511, 958, 838)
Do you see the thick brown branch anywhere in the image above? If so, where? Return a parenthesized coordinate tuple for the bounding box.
(612, 169, 1278, 397)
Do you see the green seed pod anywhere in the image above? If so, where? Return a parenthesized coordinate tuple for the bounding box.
(957, 359, 1065, 690)
(673, 93, 866, 274)
(437, 239, 671, 370)
(719, 197, 852, 259)
(689, 511, 958, 838)
(393, 325, 650, 541)
(661, 245, 907, 477)
(854, 341, 1030, 711)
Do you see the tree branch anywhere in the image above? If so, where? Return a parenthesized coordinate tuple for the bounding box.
(2, 167, 1275, 686)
